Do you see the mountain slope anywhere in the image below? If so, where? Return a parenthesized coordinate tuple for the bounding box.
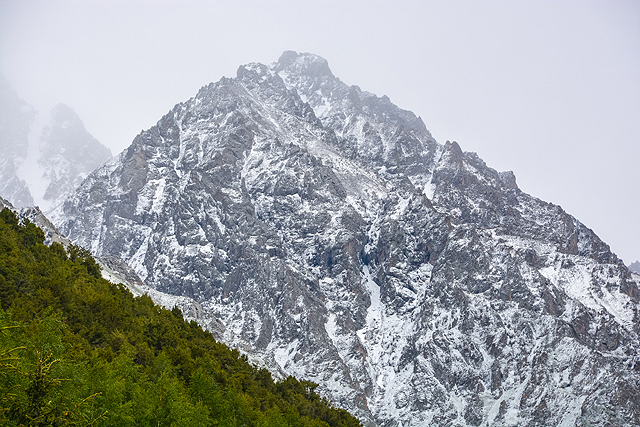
(52, 52, 640, 426)
(0, 207, 361, 427)
(0, 194, 224, 345)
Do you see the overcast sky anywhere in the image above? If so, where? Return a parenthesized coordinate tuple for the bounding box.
(1, 0, 638, 264)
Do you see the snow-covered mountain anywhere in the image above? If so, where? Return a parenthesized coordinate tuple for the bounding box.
(0, 77, 36, 207)
(34, 103, 113, 209)
(52, 52, 640, 426)
(0, 78, 111, 211)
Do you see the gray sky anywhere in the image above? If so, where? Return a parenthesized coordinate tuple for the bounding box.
(1, 0, 639, 265)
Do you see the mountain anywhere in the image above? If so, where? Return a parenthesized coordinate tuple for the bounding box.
(52, 51, 640, 426)
(0, 194, 215, 338)
(35, 103, 113, 209)
(0, 77, 36, 207)
(0, 77, 111, 211)
(629, 261, 640, 275)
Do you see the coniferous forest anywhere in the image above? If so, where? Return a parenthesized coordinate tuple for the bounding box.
(0, 208, 361, 427)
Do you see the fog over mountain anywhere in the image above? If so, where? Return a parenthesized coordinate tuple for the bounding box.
(0, 77, 112, 211)
(32, 103, 112, 210)
(1, 2, 638, 425)
(0, 76, 35, 207)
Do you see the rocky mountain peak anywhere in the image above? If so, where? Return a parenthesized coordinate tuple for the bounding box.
(0, 76, 36, 159)
(275, 50, 334, 79)
(40, 103, 111, 163)
(52, 52, 640, 427)
(0, 78, 111, 211)
(48, 103, 83, 129)
(237, 62, 275, 82)
(37, 103, 112, 208)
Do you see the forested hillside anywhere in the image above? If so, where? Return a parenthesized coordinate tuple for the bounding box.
(0, 208, 361, 427)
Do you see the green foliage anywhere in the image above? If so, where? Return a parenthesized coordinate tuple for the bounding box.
(0, 208, 361, 427)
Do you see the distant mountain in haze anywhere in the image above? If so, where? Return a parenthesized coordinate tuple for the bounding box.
(0, 76, 36, 207)
(51, 52, 640, 426)
(36, 103, 112, 208)
(0, 78, 111, 211)
(629, 261, 640, 274)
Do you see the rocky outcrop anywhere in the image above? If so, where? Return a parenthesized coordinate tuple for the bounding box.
(0, 194, 215, 340)
(97, 253, 221, 336)
(52, 52, 640, 426)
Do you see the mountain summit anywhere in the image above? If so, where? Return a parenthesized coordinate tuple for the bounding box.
(34, 103, 112, 209)
(52, 52, 640, 426)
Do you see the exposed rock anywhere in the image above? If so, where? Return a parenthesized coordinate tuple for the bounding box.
(52, 52, 640, 427)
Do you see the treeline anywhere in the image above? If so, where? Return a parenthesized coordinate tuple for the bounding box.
(0, 208, 361, 427)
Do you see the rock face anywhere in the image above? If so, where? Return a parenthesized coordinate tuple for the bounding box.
(52, 52, 640, 426)
(0, 194, 212, 340)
